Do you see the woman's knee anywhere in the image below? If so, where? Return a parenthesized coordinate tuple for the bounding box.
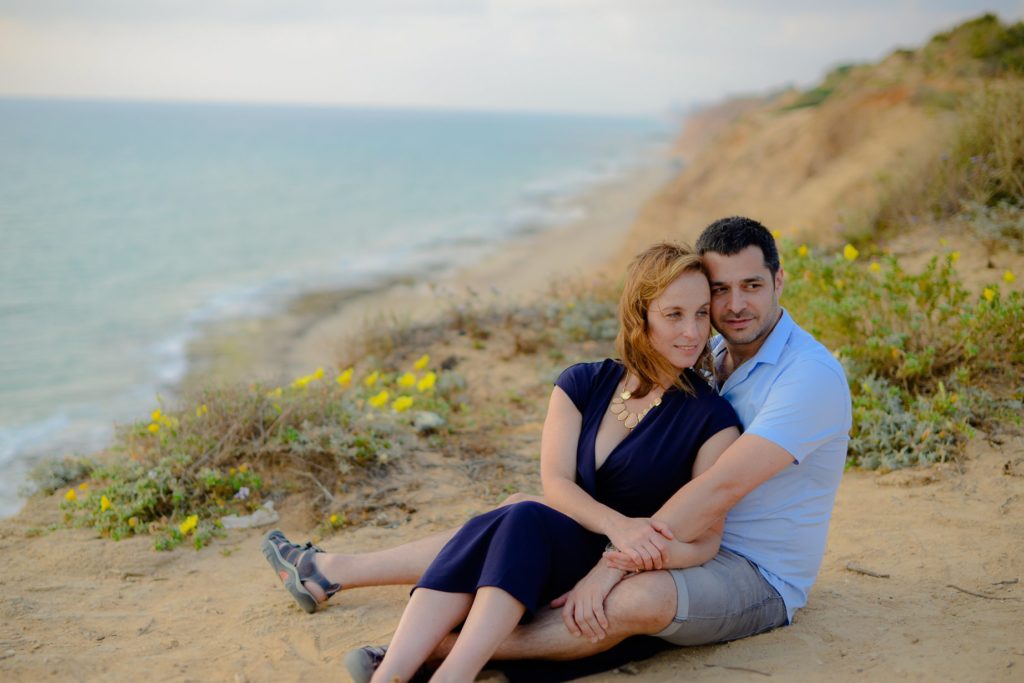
(604, 571, 678, 635)
(497, 492, 544, 507)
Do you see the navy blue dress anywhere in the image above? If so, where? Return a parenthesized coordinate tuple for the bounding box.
(414, 359, 740, 615)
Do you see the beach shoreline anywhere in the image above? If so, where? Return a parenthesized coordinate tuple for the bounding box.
(178, 156, 678, 395)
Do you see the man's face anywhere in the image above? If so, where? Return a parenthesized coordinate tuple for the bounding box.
(703, 245, 783, 349)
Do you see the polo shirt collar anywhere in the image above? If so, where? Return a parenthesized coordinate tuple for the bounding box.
(713, 308, 794, 389)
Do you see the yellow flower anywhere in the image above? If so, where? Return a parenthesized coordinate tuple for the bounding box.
(950, 251, 960, 263)
(392, 395, 414, 412)
(312, 367, 324, 380)
(890, 347, 901, 360)
(368, 390, 389, 408)
(151, 409, 162, 422)
(229, 467, 237, 475)
(364, 370, 380, 387)
(64, 488, 77, 502)
(983, 287, 995, 302)
(771, 230, 781, 239)
(100, 495, 111, 512)
(869, 262, 881, 273)
(78, 482, 89, 491)
(329, 513, 339, 525)
(1004, 270, 1016, 283)
(266, 387, 283, 399)
(148, 423, 160, 434)
(336, 367, 353, 388)
(798, 244, 808, 257)
(178, 514, 199, 536)
(397, 372, 416, 388)
(413, 354, 430, 371)
(128, 517, 138, 528)
(292, 375, 310, 389)
(417, 371, 437, 392)
(239, 464, 249, 474)
(195, 404, 208, 417)
(843, 244, 859, 261)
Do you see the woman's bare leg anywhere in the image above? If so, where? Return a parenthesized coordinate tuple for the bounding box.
(430, 587, 526, 682)
(371, 588, 473, 683)
(303, 493, 544, 603)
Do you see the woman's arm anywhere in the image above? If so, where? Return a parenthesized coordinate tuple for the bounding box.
(540, 387, 673, 568)
(604, 425, 739, 571)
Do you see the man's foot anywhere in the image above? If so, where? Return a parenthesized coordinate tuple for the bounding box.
(343, 645, 387, 683)
(260, 529, 341, 613)
(344, 645, 435, 683)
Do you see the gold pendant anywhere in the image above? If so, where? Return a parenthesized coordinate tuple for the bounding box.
(623, 413, 639, 429)
(617, 410, 630, 422)
(609, 403, 626, 415)
(620, 390, 632, 400)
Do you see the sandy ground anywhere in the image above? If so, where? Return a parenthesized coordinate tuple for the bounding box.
(1, 422, 1021, 682)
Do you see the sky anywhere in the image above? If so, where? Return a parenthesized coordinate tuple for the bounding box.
(1, 1, 1022, 116)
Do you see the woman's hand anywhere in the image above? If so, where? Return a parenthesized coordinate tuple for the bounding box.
(605, 517, 675, 571)
(550, 564, 627, 642)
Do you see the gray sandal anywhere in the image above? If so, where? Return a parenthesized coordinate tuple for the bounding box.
(261, 529, 341, 613)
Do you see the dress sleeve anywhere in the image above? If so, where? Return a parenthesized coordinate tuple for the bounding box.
(554, 362, 601, 414)
(700, 394, 742, 443)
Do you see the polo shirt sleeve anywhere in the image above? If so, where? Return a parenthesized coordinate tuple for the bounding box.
(744, 358, 850, 464)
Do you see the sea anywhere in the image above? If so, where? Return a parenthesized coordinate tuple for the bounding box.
(0, 97, 671, 517)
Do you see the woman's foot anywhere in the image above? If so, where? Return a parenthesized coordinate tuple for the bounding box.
(260, 529, 341, 613)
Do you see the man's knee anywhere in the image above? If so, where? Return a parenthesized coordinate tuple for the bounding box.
(604, 571, 677, 636)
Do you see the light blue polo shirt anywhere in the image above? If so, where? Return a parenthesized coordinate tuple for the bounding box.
(712, 309, 851, 623)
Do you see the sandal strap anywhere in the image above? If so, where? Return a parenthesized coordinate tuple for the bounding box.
(296, 547, 342, 598)
(267, 532, 342, 600)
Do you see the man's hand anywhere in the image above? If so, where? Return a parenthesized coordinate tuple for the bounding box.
(605, 517, 674, 571)
(550, 564, 628, 642)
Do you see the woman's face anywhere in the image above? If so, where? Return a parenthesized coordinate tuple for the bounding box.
(646, 270, 711, 371)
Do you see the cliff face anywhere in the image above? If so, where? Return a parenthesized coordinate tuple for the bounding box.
(631, 54, 952, 252)
(628, 13, 1024, 253)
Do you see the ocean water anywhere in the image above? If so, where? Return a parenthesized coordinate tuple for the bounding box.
(0, 98, 670, 516)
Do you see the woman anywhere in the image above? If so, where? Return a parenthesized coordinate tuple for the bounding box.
(362, 242, 741, 682)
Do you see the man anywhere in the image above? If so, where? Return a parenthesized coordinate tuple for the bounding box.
(262, 216, 852, 680)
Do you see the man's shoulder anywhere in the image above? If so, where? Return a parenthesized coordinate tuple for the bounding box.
(779, 319, 846, 383)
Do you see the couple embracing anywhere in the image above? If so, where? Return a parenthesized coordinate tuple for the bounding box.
(262, 216, 852, 683)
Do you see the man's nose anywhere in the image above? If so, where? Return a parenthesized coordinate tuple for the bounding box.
(726, 289, 745, 313)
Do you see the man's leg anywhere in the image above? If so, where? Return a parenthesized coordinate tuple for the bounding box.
(432, 570, 678, 662)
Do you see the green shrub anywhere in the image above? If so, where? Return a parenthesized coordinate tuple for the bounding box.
(783, 239, 1023, 467)
(60, 357, 463, 549)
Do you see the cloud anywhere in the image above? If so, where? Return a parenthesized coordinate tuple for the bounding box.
(1, 2, 1021, 114)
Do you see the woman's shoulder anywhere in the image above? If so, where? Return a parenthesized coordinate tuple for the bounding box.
(554, 359, 622, 409)
(559, 358, 622, 380)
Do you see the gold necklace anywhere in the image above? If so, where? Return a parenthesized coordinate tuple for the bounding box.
(609, 386, 662, 431)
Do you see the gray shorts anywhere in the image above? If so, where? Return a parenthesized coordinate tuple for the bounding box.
(655, 547, 787, 646)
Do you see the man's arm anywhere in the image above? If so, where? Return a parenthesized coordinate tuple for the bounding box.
(653, 433, 794, 540)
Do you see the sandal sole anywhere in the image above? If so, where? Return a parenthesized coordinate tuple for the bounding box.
(260, 529, 319, 614)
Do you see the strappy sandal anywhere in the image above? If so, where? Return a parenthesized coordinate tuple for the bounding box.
(260, 529, 341, 614)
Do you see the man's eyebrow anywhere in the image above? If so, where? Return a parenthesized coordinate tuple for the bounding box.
(709, 275, 767, 286)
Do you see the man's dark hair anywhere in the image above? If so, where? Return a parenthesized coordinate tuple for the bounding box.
(695, 216, 781, 276)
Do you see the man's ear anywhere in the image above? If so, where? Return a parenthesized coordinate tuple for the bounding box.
(775, 266, 785, 297)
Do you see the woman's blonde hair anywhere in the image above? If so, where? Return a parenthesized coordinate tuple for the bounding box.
(615, 242, 713, 398)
